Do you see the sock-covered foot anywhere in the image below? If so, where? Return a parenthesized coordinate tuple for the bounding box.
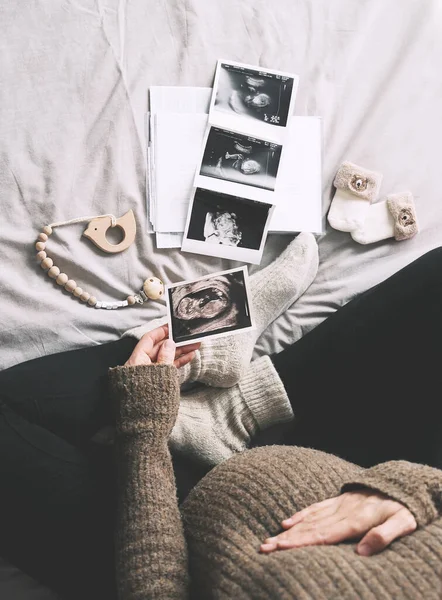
(178, 232, 319, 387)
(169, 356, 293, 467)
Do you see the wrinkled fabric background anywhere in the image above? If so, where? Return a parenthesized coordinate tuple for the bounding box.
(1, 0, 441, 594)
(2, 0, 441, 373)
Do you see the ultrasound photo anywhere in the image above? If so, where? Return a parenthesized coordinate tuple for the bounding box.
(166, 267, 253, 345)
(213, 61, 296, 128)
(199, 127, 282, 191)
(182, 188, 273, 264)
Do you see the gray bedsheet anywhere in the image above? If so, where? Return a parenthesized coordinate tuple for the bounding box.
(2, 0, 441, 373)
(1, 0, 441, 596)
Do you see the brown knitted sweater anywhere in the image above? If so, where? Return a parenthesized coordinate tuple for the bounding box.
(110, 365, 442, 600)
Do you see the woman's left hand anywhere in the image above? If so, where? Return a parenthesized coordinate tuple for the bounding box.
(260, 490, 417, 557)
(125, 324, 200, 368)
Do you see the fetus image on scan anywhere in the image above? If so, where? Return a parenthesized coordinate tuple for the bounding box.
(203, 211, 242, 246)
(214, 63, 294, 127)
(200, 128, 282, 191)
(186, 189, 272, 252)
(168, 271, 252, 343)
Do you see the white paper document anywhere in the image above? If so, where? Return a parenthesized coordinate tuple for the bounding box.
(153, 113, 208, 232)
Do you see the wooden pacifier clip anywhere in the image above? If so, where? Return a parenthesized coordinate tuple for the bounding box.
(35, 211, 165, 309)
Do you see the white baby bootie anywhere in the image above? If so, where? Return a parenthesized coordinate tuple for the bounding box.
(351, 191, 419, 245)
(328, 161, 383, 233)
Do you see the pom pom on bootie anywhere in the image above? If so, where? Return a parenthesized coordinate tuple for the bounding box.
(351, 191, 419, 245)
(327, 161, 383, 233)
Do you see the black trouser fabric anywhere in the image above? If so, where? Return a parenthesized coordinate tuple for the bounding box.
(272, 246, 442, 469)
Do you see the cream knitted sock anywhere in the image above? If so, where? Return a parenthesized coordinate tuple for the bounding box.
(177, 232, 318, 387)
(327, 161, 383, 233)
(351, 192, 419, 245)
(169, 355, 293, 467)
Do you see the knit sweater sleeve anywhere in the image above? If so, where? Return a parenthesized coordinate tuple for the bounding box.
(341, 460, 442, 527)
(109, 364, 188, 600)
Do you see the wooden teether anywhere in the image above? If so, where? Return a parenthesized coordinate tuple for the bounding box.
(34, 212, 165, 309)
(83, 209, 136, 253)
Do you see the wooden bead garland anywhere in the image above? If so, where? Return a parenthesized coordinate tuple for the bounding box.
(35, 215, 165, 309)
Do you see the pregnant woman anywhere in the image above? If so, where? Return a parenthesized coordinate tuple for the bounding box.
(2, 234, 442, 598)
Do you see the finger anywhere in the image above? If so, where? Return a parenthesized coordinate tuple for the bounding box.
(140, 324, 169, 346)
(265, 513, 347, 548)
(260, 542, 278, 553)
(279, 512, 347, 539)
(174, 351, 196, 369)
(157, 339, 176, 365)
(357, 508, 417, 556)
(282, 497, 340, 528)
(124, 351, 152, 367)
(274, 517, 367, 550)
(174, 343, 201, 358)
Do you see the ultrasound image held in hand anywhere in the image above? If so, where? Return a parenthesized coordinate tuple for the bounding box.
(167, 269, 252, 345)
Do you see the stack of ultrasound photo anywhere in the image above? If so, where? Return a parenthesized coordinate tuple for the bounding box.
(181, 59, 300, 265)
(146, 59, 323, 346)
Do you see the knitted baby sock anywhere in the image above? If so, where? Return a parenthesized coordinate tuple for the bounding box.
(169, 355, 293, 466)
(327, 161, 383, 232)
(177, 231, 318, 388)
(351, 192, 418, 245)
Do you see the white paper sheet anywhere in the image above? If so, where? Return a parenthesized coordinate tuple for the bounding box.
(155, 232, 184, 248)
(153, 113, 208, 232)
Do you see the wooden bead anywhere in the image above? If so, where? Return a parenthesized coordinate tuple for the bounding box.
(40, 257, 53, 270)
(48, 266, 60, 279)
(73, 287, 83, 297)
(36, 241, 46, 252)
(56, 273, 68, 286)
(87, 296, 97, 306)
(43, 226, 53, 236)
(143, 277, 164, 300)
(38, 233, 48, 242)
(65, 279, 77, 293)
(127, 295, 136, 305)
(80, 292, 90, 302)
(36, 251, 47, 262)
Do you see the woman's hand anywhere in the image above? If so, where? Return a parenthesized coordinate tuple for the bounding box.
(124, 324, 200, 367)
(260, 490, 417, 557)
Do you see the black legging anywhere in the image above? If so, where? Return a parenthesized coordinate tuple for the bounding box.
(1, 247, 442, 598)
(0, 338, 136, 600)
(273, 246, 442, 469)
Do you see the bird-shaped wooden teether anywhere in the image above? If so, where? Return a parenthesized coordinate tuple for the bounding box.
(83, 210, 136, 253)
(35, 210, 165, 309)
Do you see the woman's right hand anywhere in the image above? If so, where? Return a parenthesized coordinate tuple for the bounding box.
(124, 324, 200, 368)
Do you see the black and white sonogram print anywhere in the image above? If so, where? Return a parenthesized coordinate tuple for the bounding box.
(187, 189, 271, 250)
(200, 128, 282, 191)
(168, 269, 252, 344)
(214, 62, 295, 127)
